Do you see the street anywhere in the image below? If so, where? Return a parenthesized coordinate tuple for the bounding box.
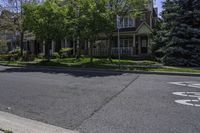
(0, 66, 200, 133)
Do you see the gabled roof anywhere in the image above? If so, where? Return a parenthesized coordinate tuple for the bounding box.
(135, 22, 152, 34)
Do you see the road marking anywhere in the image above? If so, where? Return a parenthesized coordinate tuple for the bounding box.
(0, 111, 79, 133)
(173, 92, 200, 98)
(175, 100, 200, 107)
(170, 81, 200, 107)
(169, 81, 200, 88)
(172, 92, 200, 107)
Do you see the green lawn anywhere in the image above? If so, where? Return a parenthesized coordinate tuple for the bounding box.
(0, 128, 12, 133)
(0, 58, 200, 74)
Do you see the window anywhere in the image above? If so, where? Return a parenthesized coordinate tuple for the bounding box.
(124, 40, 129, 47)
(129, 18, 134, 27)
(120, 38, 133, 48)
(142, 39, 147, 47)
(120, 40, 124, 46)
(119, 16, 135, 28)
(124, 18, 129, 27)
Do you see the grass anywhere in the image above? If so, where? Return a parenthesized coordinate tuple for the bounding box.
(0, 57, 200, 74)
(0, 128, 12, 133)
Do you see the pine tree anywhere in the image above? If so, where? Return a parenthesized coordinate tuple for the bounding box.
(163, 0, 200, 66)
(150, 19, 165, 60)
(151, 0, 179, 61)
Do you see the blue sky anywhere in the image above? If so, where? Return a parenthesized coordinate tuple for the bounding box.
(156, 0, 164, 15)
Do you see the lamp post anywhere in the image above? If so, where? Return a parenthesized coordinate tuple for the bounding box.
(117, 15, 121, 69)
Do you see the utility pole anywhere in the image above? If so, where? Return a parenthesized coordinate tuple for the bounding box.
(117, 15, 121, 69)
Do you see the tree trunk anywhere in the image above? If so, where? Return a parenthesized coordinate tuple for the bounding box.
(45, 39, 51, 61)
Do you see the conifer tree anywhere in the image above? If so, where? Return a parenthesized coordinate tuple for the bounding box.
(163, 0, 200, 66)
(151, 0, 179, 61)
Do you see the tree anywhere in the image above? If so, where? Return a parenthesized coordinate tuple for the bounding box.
(83, 0, 110, 62)
(63, 0, 148, 62)
(150, 18, 165, 60)
(0, 0, 40, 56)
(83, 0, 148, 62)
(151, 0, 179, 61)
(162, 0, 200, 66)
(23, 0, 68, 60)
(64, 0, 91, 59)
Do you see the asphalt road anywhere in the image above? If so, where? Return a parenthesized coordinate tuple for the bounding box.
(0, 65, 200, 133)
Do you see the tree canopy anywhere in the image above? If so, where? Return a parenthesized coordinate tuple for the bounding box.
(23, 0, 148, 60)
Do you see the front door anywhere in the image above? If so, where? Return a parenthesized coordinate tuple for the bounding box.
(140, 36, 148, 54)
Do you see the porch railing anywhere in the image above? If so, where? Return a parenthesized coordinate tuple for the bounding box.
(111, 47, 133, 56)
(93, 47, 133, 56)
(93, 48, 108, 56)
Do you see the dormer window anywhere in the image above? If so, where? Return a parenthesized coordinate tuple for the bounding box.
(119, 16, 135, 28)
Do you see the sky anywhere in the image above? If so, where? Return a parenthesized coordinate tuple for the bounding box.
(156, 0, 164, 16)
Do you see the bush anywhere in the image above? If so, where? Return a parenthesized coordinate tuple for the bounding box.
(0, 48, 22, 61)
(0, 53, 20, 61)
(59, 48, 73, 58)
(8, 48, 21, 55)
(51, 52, 60, 59)
(37, 54, 44, 59)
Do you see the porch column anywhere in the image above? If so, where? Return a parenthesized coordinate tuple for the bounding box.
(85, 40, 88, 55)
(65, 38, 68, 48)
(73, 38, 76, 56)
(88, 40, 91, 55)
(61, 39, 64, 48)
(138, 36, 141, 55)
(133, 34, 136, 55)
(42, 44, 45, 55)
(147, 35, 150, 54)
(51, 40, 55, 53)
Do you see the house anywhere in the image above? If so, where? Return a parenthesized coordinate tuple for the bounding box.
(91, 0, 158, 57)
(0, 10, 19, 53)
(5, 0, 158, 57)
(0, 30, 18, 53)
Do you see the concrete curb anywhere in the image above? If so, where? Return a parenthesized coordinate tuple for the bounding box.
(0, 64, 200, 77)
(0, 111, 79, 133)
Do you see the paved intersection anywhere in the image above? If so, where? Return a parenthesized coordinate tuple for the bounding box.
(0, 66, 200, 133)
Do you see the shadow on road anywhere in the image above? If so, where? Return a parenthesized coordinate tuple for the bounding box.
(0, 66, 126, 78)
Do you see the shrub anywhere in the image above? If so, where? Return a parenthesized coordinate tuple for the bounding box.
(37, 54, 44, 59)
(0, 54, 20, 61)
(51, 52, 60, 59)
(8, 48, 21, 55)
(59, 48, 73, 58)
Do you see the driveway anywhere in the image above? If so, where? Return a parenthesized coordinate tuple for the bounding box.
(0, 66, 200, 133)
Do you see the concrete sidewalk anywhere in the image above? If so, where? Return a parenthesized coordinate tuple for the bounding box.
(0, 111, 79, 133)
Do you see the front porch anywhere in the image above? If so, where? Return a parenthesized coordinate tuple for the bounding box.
(93, 34, 151, 57)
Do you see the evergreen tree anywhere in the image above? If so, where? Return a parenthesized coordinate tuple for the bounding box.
(150, 19, 166, 61)
(151, 0, 179, 61)
(163, 0, 200, 66)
